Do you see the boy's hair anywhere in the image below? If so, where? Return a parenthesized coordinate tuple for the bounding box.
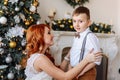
(72, 6, 90, 19)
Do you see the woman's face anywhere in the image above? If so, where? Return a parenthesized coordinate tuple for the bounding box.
(44, 27, 54, 47)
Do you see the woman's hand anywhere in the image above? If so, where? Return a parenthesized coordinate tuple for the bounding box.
(84, 48, 102, 63)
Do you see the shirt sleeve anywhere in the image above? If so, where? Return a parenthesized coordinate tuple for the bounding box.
(86, 33, 102, 65)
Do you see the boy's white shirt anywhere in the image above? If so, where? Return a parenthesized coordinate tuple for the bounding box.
(70, 28, 101, 67)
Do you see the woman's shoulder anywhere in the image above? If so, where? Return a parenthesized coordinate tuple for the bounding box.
(27, 53, 44, 64)
(29, 53, 54, 66)
(30, 53, 43, 57)
(34, 53, 51, 63)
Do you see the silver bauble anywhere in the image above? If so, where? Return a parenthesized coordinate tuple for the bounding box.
(7, 72, 14, 79)
(15, 7, 20, 11)
(0, 16, 7, 24)
(5, 56, 12, 63)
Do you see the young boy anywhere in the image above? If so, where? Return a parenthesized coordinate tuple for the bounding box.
(69, 6, 102, 80)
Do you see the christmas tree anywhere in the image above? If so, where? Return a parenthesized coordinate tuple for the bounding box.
(0, 0, 40, 80)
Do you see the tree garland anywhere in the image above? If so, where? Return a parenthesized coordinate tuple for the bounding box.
(65, 0, 89, 8)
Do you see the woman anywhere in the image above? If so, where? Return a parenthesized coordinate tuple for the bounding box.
(25, 24, 102, 80)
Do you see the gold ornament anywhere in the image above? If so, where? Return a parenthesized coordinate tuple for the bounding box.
(25, 20, 30, 26)
(33, 1, 39, 7)
(68, 20, 72, 23)
(9, 41, 17, 48)
(0, 10, 3, 15)
(29, 16, 34, 22)
(29, 16, 32, 19)
(31, 19, 34, 22)
(1, 75, 3, 78)
(18, 48, 22, 50)
(4, 1, 8, 6)
(58, 20, 61, 24)
(70, 25, 73, 29)
(94, 27, 98, 31)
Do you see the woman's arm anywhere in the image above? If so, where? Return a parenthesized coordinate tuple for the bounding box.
(35, 55, 89, 80)
(34, 51, 101, 80)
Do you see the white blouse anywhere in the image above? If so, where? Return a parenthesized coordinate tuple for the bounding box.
(25, 53, 52, 80)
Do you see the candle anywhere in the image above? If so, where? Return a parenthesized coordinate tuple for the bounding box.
(110, 19, 113, 26)
(49, 9, 56, 17)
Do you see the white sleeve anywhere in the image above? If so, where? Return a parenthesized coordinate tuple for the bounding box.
(86, 33, 102, 65)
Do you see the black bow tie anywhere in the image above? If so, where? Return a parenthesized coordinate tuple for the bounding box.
(75, 32, 80, 38)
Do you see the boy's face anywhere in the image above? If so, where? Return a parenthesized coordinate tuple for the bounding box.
(72, 13, 91, 33)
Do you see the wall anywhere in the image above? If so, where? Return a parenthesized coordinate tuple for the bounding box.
(38, 0, 119, 34)
(117, 0, 120, 34)
(38, 0, 120, 80)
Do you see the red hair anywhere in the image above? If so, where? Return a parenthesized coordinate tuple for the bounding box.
(26, 24, 50, 57)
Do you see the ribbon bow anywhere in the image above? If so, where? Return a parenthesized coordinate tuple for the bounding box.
(75, 32, 80, 38)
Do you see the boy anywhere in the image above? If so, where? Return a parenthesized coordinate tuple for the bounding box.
(69, 6, 102, 80)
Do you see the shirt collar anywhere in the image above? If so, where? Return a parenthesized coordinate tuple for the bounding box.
(79, 28, 90, 36)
